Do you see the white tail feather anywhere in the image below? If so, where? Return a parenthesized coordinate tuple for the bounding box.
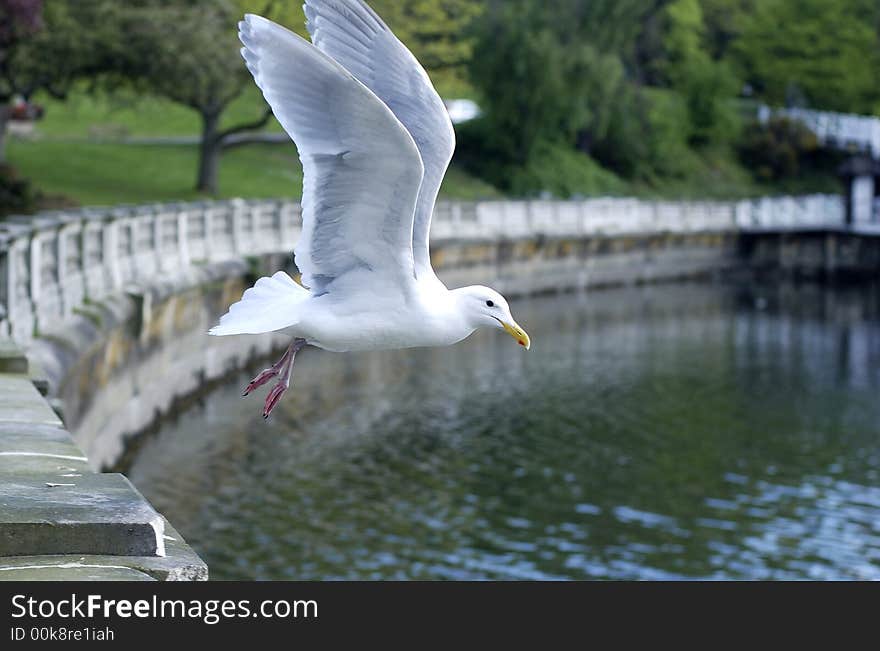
(209, 271, 310, 336)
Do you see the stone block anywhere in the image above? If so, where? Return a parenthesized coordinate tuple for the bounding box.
(0, 564, 155, 581)
(0, 474, 165, 557)
(0, 374, 63, 427)
(0, 519, 207, 582)
(0, 341, 28, 374)
(0, 422, 91, 477)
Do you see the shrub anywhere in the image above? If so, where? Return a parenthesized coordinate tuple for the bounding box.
(738, 117, 819, 181)
(507, 141, 625, 198)
(593, 87, 698, 183)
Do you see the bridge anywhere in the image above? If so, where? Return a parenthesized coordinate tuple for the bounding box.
(759, 105, 880, 225)
(760, 105, 880, 158)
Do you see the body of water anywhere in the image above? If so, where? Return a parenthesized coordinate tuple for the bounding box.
(125, 282, 880, 580)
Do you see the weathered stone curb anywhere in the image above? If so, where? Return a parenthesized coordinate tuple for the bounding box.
(0, 342, 206, 581)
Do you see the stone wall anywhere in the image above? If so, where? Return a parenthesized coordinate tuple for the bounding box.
(0, 343, 206, 580)
(0, 194, 856, 469)
(0, 194, 845, 346)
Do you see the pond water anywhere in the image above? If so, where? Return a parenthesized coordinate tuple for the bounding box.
(124, 281, 880, 580)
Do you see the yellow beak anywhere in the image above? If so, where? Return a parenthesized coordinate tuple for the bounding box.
(501, 320, 531, 350)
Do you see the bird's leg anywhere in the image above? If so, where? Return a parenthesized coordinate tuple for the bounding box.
(263, 338, 307, 420)
(242, 345, 294, 397)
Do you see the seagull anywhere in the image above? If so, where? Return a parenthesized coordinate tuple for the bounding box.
(210, 0, 531, 419)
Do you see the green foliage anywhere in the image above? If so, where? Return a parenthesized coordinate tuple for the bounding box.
(6, 0, 866, 205)
(642, 89, 700, 179)
(661, 0, 706, 85)
(733, 0, 880, 113)
(112, 1, 247, 115)
(508, 142, 625, 198)
(680, 57, 740, 145)
(700, 0, 756, 60)
(368, 0, 483, 88)
(469, 4, 590, 167)
(466, 0, 642, 193)
(737, 116, 819, 182)
(594, 87, 700, 183)
(656, 0, 741, 146)
(2, 1, 123, 102)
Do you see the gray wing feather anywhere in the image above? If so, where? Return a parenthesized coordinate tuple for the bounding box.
(239, 14, 424, 295)
(304, 0, 456, 280)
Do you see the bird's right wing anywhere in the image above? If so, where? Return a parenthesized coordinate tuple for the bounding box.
(304, 0, 456, 281)
(239, 14, 424, 296)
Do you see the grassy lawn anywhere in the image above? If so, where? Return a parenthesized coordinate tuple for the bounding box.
(32, 86, 285, 140)
(8, 139, 501, 208)
(6, 83, 500, 209)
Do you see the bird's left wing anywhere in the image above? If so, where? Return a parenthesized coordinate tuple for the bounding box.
(304, 0, 456, 282)
(239, 14, 424, 296)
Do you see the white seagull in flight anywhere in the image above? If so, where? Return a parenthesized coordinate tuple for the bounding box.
(210, 0, 531, 419)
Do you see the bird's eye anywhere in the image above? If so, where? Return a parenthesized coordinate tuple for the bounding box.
(486, 300, 495, 308)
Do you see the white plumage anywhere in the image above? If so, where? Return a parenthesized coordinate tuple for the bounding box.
(210, 1, 529, 418)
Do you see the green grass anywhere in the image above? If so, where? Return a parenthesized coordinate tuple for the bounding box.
(33, 86, 284, 140)
(9, 141, 300, 205)
(8, 139, 500, 207)
(9, 83, 499, 208)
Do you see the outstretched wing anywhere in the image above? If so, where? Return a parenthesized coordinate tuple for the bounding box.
(239, 14, 424, 296)
(304, 0, 456, 281)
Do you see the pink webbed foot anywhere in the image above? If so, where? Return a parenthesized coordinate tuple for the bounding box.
(243, 367, 279, 397)
(263, 381, 288, 420)
(242, 345, 294, 397)
(246, 338, 306, 420)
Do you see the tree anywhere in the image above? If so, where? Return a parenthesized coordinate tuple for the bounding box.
(733, 0, 880, 113)
(367, 0, 484, 90)
(110, 1, 280, 195)
(110, 0, 483, 195)
(653, 0, 739, 146)
(464, 0, 670, 192)
(0, 0, 125, 162)
(700, 0, 756, 60)
(0, 0, 44, 163)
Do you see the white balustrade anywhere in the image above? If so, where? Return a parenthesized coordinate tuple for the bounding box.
(762, 106, 880, 158)
(0, 194, 846, 346)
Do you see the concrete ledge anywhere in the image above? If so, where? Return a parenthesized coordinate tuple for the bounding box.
(0, 422, 90, 471)
(0, 474, 165, 557)
(0, 375, 62, 427)
(0, 340, 207, 580)
(0, 565, 156, 581)
(0, 341, 28, 374)
(0, 520, 207, 581)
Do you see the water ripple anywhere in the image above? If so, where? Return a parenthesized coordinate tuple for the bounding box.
(125, 283, 880, 580)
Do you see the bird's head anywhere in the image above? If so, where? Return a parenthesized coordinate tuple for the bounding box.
(453, 286, 531, 350)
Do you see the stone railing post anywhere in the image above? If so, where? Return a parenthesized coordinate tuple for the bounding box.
(278, 200, 299, 255)
(57, 218, 84, 318)
(28, 232, 41, 315)
(177, 206, 191, 270)
(231, 198, 246, 256)
(103, 215, 122, 292)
